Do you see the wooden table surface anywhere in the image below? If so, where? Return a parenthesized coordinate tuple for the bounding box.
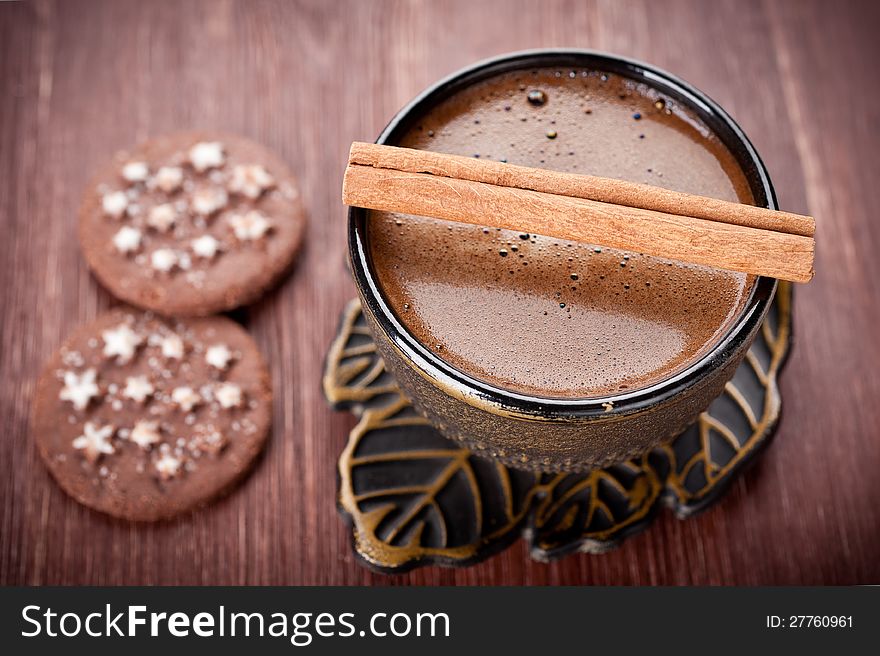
(2, 0, 878, 586)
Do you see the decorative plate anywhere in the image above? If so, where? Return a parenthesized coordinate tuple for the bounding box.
(323, 283, 792, 572)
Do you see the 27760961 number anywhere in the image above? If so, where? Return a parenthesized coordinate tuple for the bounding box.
(766, 616, 853, 628)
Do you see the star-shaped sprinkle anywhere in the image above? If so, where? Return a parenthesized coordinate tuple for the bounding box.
(122, 161, 149, 182)
(192, 187, 228, 216)
(151, 248, 179, 272)
(189, 141, 225, 172)
(112, 226, 142, 254)
(215, 382, 243, 409)
(59, 368, 100, 411)
(147, 203, 177, 232)
(154, 166, 183, 193)
(102, 323, 143, 364)
(199, 428, 228, 455)
(205, 344, 233, 370)
(171, 386, 201, 412)
(122, 375, 154, 403)
(102, 190, 129, 218)
(130, 420, 161, 449)
(72, 422, 115, 463)
(191, 234, 220, 259)
(228, 210, 272, 241)
(155, 452, 183, 479)
(228, 164, 275, 199)
(160, 334, 184, 360)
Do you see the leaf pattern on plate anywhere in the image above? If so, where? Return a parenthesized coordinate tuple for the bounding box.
(322, 299, 400, 408)
(325, 282, 792, 571)
(338, 395, 542, 571)
(530, 458, 663, 559)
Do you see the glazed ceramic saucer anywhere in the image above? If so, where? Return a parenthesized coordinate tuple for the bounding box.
(323, 283, 792, 573)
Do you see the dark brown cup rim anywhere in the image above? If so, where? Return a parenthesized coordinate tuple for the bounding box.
(349, 48, 778, 420)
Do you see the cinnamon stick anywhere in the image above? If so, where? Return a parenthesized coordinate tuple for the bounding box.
(343, 142, 815, 282)
(349, 142, 815, 238)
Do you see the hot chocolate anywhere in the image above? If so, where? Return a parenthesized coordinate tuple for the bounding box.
(368, 67, 756, 398)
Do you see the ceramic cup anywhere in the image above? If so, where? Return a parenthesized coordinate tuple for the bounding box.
(348, 49, 777, 472)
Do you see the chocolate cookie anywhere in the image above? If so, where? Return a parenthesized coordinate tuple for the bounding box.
(32, 308, 272, 520)
(79, 132, 306, 316)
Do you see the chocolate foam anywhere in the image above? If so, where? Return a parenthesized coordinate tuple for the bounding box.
(368, 68, 755, 398)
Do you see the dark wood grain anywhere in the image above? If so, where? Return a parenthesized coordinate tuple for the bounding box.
(1, 0, 878, 585)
